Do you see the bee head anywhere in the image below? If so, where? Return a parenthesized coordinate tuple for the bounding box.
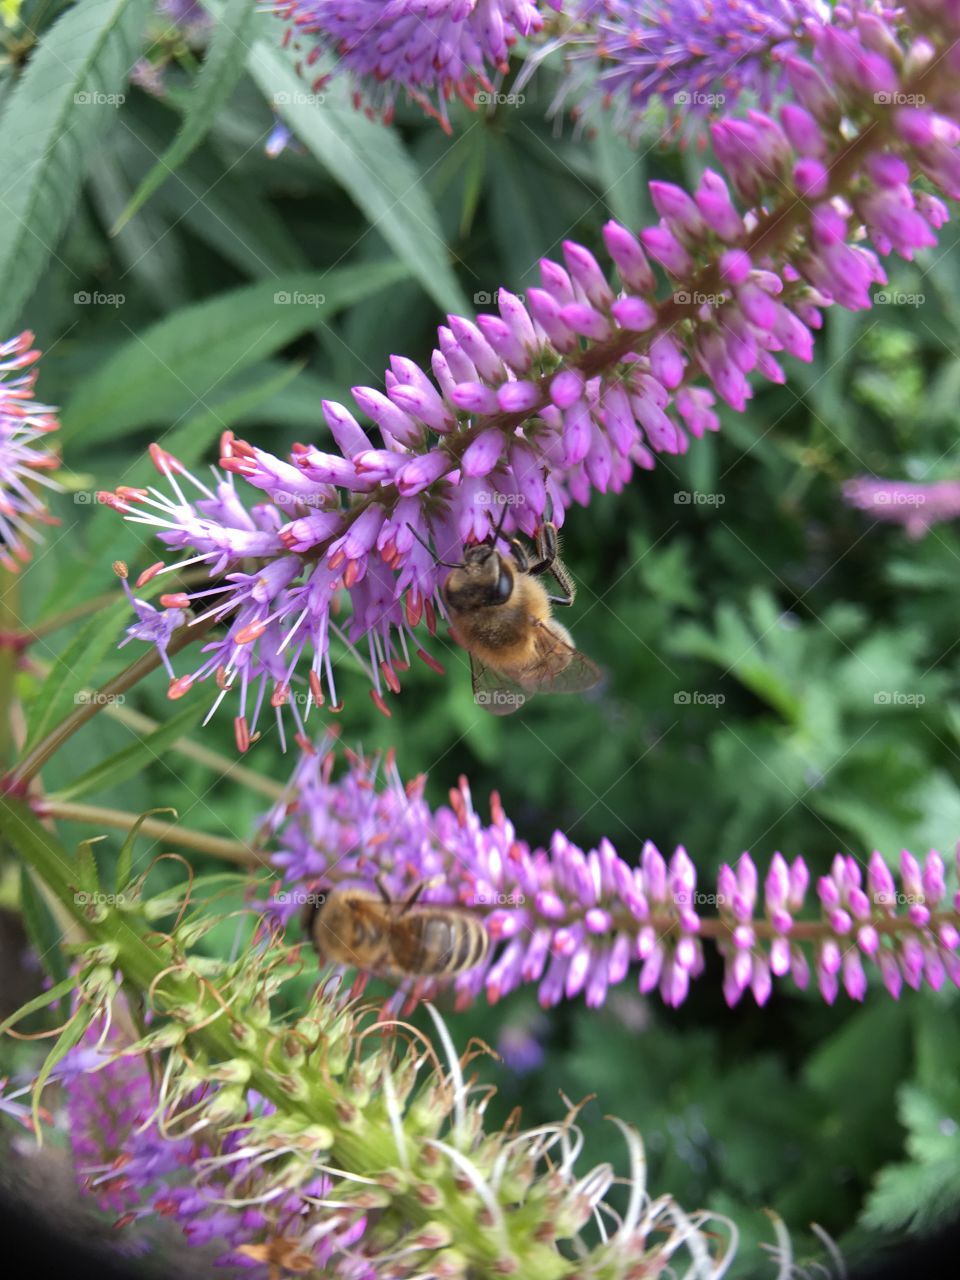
(442, 546, 515, 609)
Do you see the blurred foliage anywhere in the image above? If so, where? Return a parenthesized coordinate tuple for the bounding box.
(1, 3, 959, 1277)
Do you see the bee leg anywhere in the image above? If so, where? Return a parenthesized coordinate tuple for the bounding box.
(509, 538, 531, 573)
(527, 522, 576, 606)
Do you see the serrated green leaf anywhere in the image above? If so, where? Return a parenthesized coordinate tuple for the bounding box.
(115, 0, 257, 231)
(76, 838, 102, 895)
(54, 701, 207, 805)
(18, 865, 68, 984)
(24, 597, 132, 751)
(116, 807, 177, 891)
(0, 0, 151, 332)
(246, 43, 468, 314)
(60, 262, 408, 444)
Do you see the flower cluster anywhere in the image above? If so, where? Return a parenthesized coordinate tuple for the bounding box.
(554, 0, 827, 136)
(274, 0, 560, 130)
(103, 1, 960, 741)
(267, 743, 960, 1010)
(0, 332, 60, 574)
(843, 474, 960, 537)
(58, 1015, 369, 1274)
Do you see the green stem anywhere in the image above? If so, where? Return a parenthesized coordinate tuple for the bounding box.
(8, 613, 218, 789)
(37, 799, 262, 866)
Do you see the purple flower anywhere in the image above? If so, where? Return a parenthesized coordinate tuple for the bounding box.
(843, 475, 960, 538)
(555, 0, 827, 137)
(106, 5, 960, 737)
(275, 0, 559, 131)
(267, 744, 960, 1010)
(0, 332, 60, 574)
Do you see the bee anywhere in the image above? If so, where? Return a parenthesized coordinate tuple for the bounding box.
(302, 879, 489, 981)
(413, 511, 602, 715)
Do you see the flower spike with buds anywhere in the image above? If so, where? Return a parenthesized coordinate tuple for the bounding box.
(266, 744, 960, 1011)
(105, 0, 960, 737)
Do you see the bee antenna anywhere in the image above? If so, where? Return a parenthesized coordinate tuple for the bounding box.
(491, 501, 510, 546)
(405, 523, 461, 569)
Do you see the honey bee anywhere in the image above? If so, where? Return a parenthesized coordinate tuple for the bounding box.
(419, 513, 602, 715)
(303, 879, 489, 981)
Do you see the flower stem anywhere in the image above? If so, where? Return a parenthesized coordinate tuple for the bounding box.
(7, 613, 219, 789)
(100, 702, 285, 800)
(35, 799, 262, 866)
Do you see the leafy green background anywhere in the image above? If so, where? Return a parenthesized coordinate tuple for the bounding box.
(1, 1, 959, 1275)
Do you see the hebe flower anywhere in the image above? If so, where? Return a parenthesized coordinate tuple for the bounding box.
(266, 742, 960, 1010)
(555, 0, 828, 135)
(275, 0, 561, 130)
(104, 0, 960, 741)
(843, 475, 960, 537)
(0, 332, 60, 574)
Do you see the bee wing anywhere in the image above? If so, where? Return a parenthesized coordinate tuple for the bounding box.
(524, 619, 603, 695)
(471, 654, 529, 716)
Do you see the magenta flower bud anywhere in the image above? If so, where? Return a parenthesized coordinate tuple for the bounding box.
(922, 851, 945, 903)
(602, 220, 655, 293)
(565, 946, 592, 999)
(600, 382, 640, 454)
(770, 937, 791, 976)
(438, 325, 478, 383)
(820, 939, 841, 975)
(858, 925, 880, 957)
(648, 181, 706, 241)
(538, 257, 576, 306)
(638, 946, 663, 993)
(446, 314, 504, 383)
(461, 427, 504, 477)
(737, 281, 778, 328)
(642, 841, 667, 901)
(843, 951, 867, 1001)
(610, 296, 656, 331)
(561, 400, 592, 465)
(901, 849, 923, 897)
(752, 956, 772, 1006)
(847, 887, 871, 920)
(866, 154, 911, 187)
(585, 908, 612, 934)
(562, 240, 614, 309)
(509, 441, 546, 514)
(352, 386, 422, 447)
(733, 924, 754, 950)
(917, 192, 950, 229)
(908, 903, 931, 928)
(322, 399, 372, 457)
(894, 107, 938, 148)
(941, 923, 960, 951)
(550, 369, 584, 410)
(718, 249, 751, 285)
(784, 56, 838, 122)
(477, 315, 532, 373)
(868, 851, 897, 906)
(675, 387, 719, 438)
(497, 288, 539, 353)
(639, 225, 694, 277)
(496, 380, 541, 413)
(396, 450, 451, 497)
(780, 103, 826, 157)
(525, 288, 578, 353)
(559, 302, 612, 341)
(794, 158, 829, 197)
(535, 890, 566, 921)
(450, 381, 500, 415)
(389, 383, 455, 434)
(694, 169, 744, 242)
(648, 333, 685, 390)
(879, 950, 903, 999)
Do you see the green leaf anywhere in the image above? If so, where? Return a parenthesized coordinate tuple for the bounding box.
(116, 807, 178, 892)
(23, 598, 132, 751)
(115, 0, 258, 231)
(247, 44, 468, 314)
(54, 701, 208, 805)
(0, 0, 151, 332)
(60, 263, 409, 444)
(18, 866, 68, 984)
(0, 971, 77, 1037)
(31, 1004, 96, 1140)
